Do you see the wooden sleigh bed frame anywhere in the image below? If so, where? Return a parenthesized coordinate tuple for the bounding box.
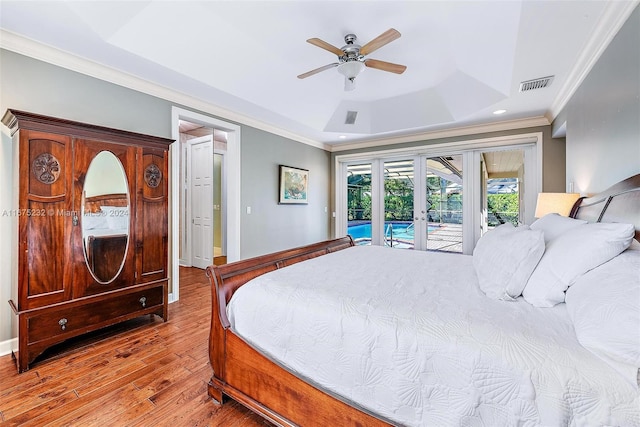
(205, 173, 640, 426)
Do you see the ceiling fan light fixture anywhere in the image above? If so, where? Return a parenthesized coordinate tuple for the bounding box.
(337, 60, 365, 79)
(337, 61, 365, 91)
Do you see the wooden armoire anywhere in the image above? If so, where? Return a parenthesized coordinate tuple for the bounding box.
(2, 110, 172, 372)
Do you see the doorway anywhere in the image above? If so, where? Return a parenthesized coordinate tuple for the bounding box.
(480, 148, 526, 233)
(181, 126, 228, 269)
(170, 106, 241, 303)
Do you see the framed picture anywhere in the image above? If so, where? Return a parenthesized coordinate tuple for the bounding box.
(279, 165, 309, 204)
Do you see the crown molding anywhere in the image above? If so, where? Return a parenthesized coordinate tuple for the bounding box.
(329, 116, 550, 152)
(549, 0, 639, 121)
(0, 30, 330, 151)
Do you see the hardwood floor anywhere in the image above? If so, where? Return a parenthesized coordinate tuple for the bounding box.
(0, 267, 273, 426)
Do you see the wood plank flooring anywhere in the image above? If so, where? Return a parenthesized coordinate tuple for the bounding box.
(0, 267, 273, 426)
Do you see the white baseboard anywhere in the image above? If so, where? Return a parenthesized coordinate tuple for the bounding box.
(0, 338, 16, 357)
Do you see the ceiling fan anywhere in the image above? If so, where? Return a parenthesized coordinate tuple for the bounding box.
(298, 28, 407, 91)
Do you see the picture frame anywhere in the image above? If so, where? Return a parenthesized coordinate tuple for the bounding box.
(279, 165, 309, 204)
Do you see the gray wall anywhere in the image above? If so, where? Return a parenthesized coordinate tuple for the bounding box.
(564, 5, 640, 194)
(241, 127, 331, 258)
(0, 49, 331, 345)
(0, 50, 174, 137)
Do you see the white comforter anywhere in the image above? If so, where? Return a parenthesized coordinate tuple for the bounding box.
(227, 246, 639, 426)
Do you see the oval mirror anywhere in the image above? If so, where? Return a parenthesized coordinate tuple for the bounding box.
(81, 151, 130, 284)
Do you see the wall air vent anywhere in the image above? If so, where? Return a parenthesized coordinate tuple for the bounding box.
(345, 111, 358, 125)
(519, 75, 554, 92)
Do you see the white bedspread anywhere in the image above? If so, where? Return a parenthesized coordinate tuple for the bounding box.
(227, 246, 640, 426)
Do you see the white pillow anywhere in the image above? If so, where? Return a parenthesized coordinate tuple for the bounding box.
(473, 223, 545, 300)
(523, 222, 635, 307)
(82, 212, 108, 230)
(530, 213, 587, 244)
(565, 248, 640, 387)
(101, 206, 130, 230)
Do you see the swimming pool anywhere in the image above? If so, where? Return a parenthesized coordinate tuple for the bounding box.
(348, 223, 437, 240)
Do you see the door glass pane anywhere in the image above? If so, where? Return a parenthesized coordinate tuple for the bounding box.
(347, 163, 372, 245)
(384, 160, 414, 249)
(425, 155, 463, 252)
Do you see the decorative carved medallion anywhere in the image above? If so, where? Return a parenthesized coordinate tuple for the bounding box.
(144, 164, 162, 188)
(32, 153, 60, 184)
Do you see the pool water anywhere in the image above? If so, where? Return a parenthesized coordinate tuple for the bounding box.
(348, 223, 437, 240)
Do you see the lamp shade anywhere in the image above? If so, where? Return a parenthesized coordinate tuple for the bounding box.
(534, 193, 581, 218)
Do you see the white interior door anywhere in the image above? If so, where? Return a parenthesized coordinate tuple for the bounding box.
(189, 136, 213, 269)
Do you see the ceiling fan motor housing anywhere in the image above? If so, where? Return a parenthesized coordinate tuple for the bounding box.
(341, 34, 362, 61)
(344, 33, 358, 44)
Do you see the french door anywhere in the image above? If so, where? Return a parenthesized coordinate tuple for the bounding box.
(339, 140, 539, 254)
(345, 154, 464, 253)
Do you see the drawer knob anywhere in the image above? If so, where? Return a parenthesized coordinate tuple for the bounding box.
(139, 296, 147, 308)
(58, 318, 68, 330)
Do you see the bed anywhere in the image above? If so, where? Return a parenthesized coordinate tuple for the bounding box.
(206, 174, 640, 426)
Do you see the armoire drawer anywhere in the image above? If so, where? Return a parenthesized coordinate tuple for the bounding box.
(27, 286, 164, 343)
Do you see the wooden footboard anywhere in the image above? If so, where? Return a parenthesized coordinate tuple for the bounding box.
(205, 236, 392, 426)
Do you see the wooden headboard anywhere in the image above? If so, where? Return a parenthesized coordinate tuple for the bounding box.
(571, 173, 640, 241)
(84, 193, 128, 213)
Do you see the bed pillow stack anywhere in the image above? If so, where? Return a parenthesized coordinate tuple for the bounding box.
(473, 223, 545, 300)
(522, 216, 635, 307)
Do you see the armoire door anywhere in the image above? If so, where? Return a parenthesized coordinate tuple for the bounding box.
(136, 147, 168, 284)
(72, 139, 136, 297)
(18, 130, 74, 310)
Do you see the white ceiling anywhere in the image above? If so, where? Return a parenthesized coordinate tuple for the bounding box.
(0, 1, 637, 150)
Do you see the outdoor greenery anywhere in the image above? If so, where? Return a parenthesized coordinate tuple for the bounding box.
(384, 178, 413, 220)
(347, 173, 372, 220)
(487, 193, 519, 225)
(348, 174, 518, 225)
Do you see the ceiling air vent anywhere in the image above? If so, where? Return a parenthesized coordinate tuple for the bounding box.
(345, 111, 358, 125)
(519, 75, 554, 92)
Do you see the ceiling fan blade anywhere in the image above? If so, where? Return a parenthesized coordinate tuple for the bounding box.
(365, 59, 407, 74)
(360, 28, 401, 56)
(297, 63, 339, 79)
(306, 38, 344, 56)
